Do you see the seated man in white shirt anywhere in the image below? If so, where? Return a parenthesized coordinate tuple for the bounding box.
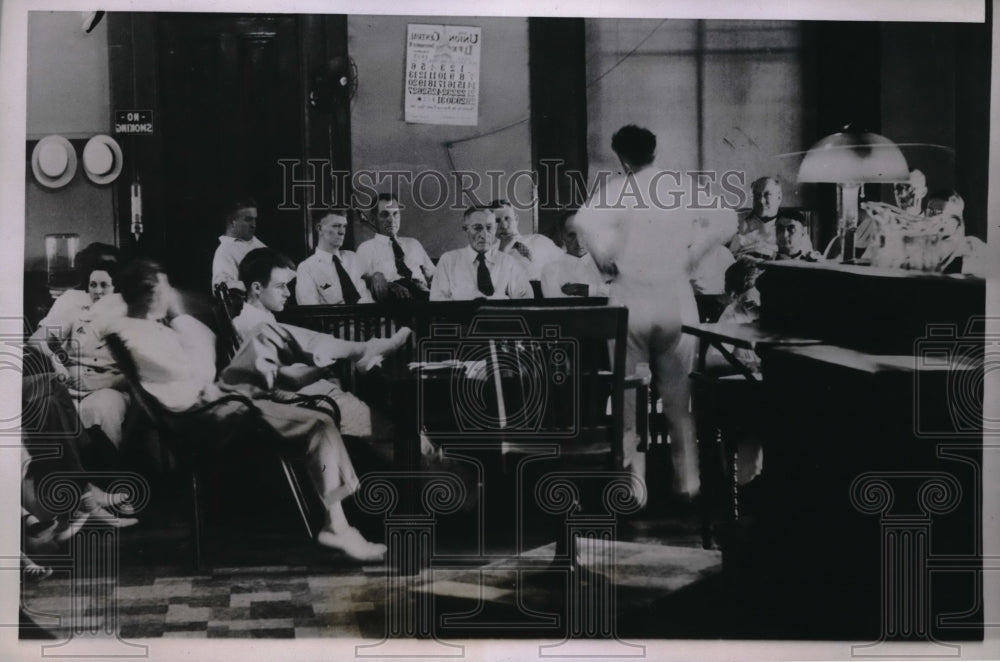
(727, 176, 783, 260)
(234, 247, 407, 439)
(540, 209, 610, 298)
(211, 196, 267, 294)
(490, 199, 563, 282)
(296, 211, 373, 305)
(111, 259, 390, 561)
(431, 207, 533, 301)
(355, 193, 435, 301)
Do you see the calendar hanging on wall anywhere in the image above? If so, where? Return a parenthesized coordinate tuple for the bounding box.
(404, 24, 481, 126)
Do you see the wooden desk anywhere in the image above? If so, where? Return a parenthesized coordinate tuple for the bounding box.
(682, 322, 822, 379)
(741, 342, 984, 640)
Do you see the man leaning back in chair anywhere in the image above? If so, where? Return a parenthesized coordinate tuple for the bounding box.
(109, 259, 403, 562)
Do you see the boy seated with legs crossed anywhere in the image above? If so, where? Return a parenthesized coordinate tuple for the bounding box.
(231, 247, 405, 440)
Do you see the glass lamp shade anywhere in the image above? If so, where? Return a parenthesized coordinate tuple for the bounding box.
(798, 130, 909, 184)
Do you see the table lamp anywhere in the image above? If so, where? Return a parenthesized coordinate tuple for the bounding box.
(797, 127, 909, 262)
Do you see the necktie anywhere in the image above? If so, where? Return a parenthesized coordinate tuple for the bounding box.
(332, 254, 362, 305)
(476, 252, 495, 296)
(390, 235, 413, 279)
(511, 241, 532, 260)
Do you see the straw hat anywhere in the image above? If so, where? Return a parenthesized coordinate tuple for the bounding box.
(82, 134, 123, 185)
(31, 136, 77, 189)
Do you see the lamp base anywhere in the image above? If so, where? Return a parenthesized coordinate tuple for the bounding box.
(823, 233, 861, 263)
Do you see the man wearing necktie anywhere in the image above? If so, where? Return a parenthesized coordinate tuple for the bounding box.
(430, 207, 532, 301)
(355, 194, 436, 301)
(296, 212, 373, 305)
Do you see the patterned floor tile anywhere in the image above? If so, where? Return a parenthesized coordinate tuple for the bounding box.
(309, 610, 374, 628)
(163, 630, 207, 638)
(165, 604, 211, 623)
(118, 605, 170, 620)
(164, 621, 208, 632)
(117, 597, 173, 610)
(22, 540, 719, 640)
(294, 625, 350, 638)
(306, 574, 373, 592)
(206, 627, 252, 638)
(225, 618, 295, 631)
(209, 606, 251, 621)
(248, 600, 314, 620)
(168, 594, 229, 608)
(249, 627, 295, 638)
(118, 610, 167, 624)
(229, 590, 291, 607)
(119, 581, 191, 600)
(119, 621, 167, 638)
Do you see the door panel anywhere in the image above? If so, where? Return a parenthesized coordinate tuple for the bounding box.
(157, 14, 305, 290)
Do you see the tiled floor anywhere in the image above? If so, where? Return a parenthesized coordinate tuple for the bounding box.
(21, 529, 722, 641)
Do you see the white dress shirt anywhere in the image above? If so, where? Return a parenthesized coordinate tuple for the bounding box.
(727, 212, 777, 259)
(231, 301, 276, 341)
(110, 315, 218, 412)
(500, 233, 564, 280)
(540, 252, 610, 298)
(231, 302, 360, 367)
(430, 245, 533, 301)
(355, 233, 435, 286)
(212, 235, 267, 292)
(296, 247, 373, 305)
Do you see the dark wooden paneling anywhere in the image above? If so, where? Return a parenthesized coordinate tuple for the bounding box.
(529, 18, 588, 237)
(107, 13, 351, 290)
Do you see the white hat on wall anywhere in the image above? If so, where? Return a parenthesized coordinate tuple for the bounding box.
(82, 134, 123, 185)
(31, 135, 77, 189)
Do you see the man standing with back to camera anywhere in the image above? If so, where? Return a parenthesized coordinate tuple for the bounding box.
(575, 124, 737, 508)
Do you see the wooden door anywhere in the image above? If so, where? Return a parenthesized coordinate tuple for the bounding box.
(155, 14, 306, 291)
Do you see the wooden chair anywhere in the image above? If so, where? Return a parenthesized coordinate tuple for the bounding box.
(212, 283, 243, 369)
(106, 332, 322, 570)
(457, 307, 643, 552)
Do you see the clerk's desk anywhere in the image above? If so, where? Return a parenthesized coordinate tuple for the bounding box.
(725, 261, 986, 641)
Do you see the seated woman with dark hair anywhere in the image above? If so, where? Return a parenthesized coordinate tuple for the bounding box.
(24, 255, 137, 544)
(30, 259, 129, 449)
